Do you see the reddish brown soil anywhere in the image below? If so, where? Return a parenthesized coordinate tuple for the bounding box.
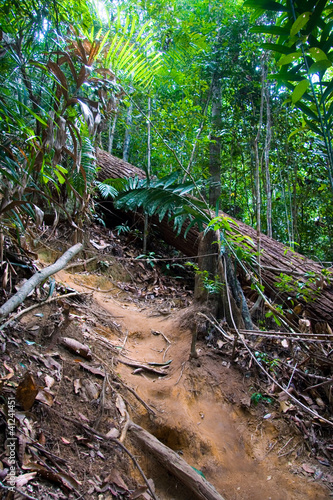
(55, 269, 331, 500)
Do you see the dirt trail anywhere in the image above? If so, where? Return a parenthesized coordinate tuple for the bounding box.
(57, 270, 329, 500)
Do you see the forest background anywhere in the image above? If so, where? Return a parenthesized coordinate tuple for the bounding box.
(1, 0, 333, 267)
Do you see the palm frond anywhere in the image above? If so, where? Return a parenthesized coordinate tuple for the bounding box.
(95, 181, 118, 199)
(104, 17, 163, 89)
(113, 175, 208, 235)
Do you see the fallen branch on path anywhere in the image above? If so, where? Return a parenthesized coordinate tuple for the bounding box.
(0, 243, 83, 319)
(118, 358, 169, 376)
(129, 421, 226, 500)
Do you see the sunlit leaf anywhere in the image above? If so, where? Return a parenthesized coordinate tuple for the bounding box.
(290, 12, 311, 36)
(243, 0, 290, 12)
(250, 26, 289, 35)
(278, 52, 303, 65)
(292, 79, 309, 103)
(309, 47, 328, 62)
(308, 59, 332, 74)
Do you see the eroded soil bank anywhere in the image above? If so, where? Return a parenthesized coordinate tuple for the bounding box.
(58, 269, 331, 500)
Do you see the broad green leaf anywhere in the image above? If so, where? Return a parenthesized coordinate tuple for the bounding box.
(308, 59, 332, 74)
(287, 126, 308, 141)
(309, 47, 328, 61)
(325, 101, 333, 121)
(55, 165, 68, 175)
(250, 26, 289, 35)
(305, 0, 329, 35)
(321, 80, 333, 104)
(54, 170, 66, 184)
(297, 101, 319, 121)
(262, 43, 294, 55)
(269, 71, 303, 82)
(278, 52, 303, 65)
(243, 0, 290, 12)
(304, 118, 324, 137)
(292, 79, 309, 103)
(18, 103, 48, 127)
(290, 12, 311, 36)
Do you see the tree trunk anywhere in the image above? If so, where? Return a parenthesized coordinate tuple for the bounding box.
(108, 112, 118, 154)
(253, 59, 265, 282)
(264, 77, 272, 238)
(209, 74, 222, 209)
(123, 100, 133, 162)
(143, 97, 151, 254)
(96, 149, 333, 326)
(194, 75, 223, 314)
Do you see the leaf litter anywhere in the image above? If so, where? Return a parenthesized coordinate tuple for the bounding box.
(0, 224, 332, 499)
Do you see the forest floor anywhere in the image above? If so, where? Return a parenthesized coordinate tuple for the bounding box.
(0, 222, 332, 500)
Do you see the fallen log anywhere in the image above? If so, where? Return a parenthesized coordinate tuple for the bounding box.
(96, 149, 333, 326)
(0, 243, 83, 319)
(129, 421, 226, 500)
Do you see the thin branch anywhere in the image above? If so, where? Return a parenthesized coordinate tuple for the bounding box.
(0, 291, 90, 332)
(223, 255, 333, 427)
(0, 243, 83, 318)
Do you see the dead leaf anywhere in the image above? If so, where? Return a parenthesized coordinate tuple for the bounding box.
(61, 437, 71, 445)
(35, 389, 54, 407)
(0, 468, 9, 480)
(279, 401, 294, 413)
(61, 337, 92, 360)
(104, 469, 128, 491)
(42, 356, 62, 380)
(29, 325, 39, 332)
(74, 379, 82, 394)
(106, 428, 120, 439)
(79, 362, 105, 377)
(44, 375, 55, 389)
(278, 387, 294, 402)
(38, 431, 46, 446)
(299, 393, 314, 406)
(82, 379, 99, 400)
(16, 373, 38, 410)
(316, 397, 325, 408)
(23, 462, 81, 489)
(15, 472, 37, 488)
(299, 318, 311, 333)
(302, 463, 315, 474)
(129, 486, 148, 499)
(90, 239, 110, 250)
(116, 394, 126, 418)
(316, 456, 330, 467)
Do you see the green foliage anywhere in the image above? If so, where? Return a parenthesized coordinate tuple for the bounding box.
(254, 351, 280, 372)
(114, 222, 131, 235)
(250, 392, 273, 406)
(136, 251, 159, 268)
(245, 0, 333, 195)
(110, 172, 209, 235)
(274, 269, 332, 303)
(186, 262, 224, 295)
